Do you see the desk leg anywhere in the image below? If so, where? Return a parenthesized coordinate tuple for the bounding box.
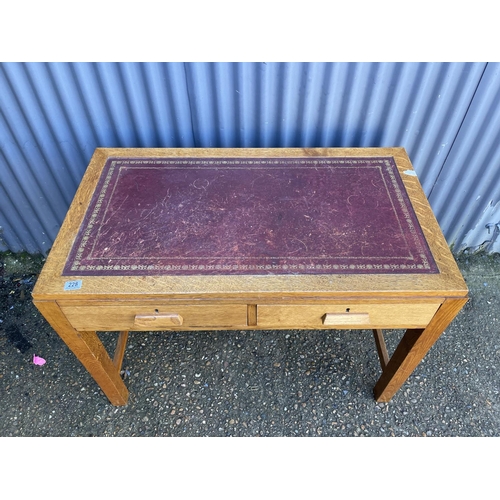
(34, 300, 129, 406)
(373, 297, 467, 402)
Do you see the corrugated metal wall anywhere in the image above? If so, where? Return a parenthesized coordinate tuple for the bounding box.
(1, 62, 498, 254)
(429, 63, 500, 253)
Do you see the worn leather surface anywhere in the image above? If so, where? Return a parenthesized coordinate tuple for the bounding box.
(63, 157, 438, 276)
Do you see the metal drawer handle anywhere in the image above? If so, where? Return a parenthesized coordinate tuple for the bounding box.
(134, 313, 183, 328)
(322, 312, 369, 325)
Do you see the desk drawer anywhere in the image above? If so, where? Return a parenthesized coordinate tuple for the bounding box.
(59, 303, 248, 331)
(257, 302, 442, 329)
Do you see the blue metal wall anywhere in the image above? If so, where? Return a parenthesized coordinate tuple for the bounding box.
(1, 62, 498, 254)
(429, 63, 500, 253)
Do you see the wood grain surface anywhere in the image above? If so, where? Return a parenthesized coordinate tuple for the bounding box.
(32, 147, 468, 301)
(32, 148, 469, 405)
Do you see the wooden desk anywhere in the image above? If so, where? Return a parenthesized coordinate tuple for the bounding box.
(32, 148, 468, 406)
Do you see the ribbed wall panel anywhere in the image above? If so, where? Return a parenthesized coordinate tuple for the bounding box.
(0, 62, 497, 254)
(429, 62, 500, 252)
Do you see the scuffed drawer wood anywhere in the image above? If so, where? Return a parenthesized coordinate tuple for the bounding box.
(257, 302, 442, 329)
(59, 303, 248, 331)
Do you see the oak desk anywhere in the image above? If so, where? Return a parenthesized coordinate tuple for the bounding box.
(32, 148, 468, 405)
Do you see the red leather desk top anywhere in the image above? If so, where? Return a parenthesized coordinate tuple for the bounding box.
(63, 157, 438, 276)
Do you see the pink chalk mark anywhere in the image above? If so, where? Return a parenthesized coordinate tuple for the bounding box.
(33, 354, 46, 366)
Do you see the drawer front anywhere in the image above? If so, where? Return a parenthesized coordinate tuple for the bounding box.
(257, 302, 442, 329)
(60, 303, 248, 331)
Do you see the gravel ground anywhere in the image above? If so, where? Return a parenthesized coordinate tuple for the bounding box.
(1, 250, 499, 438)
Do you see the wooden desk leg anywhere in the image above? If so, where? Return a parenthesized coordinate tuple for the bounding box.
(34, 300, 129, 406)
(373, 298, 468, 402)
